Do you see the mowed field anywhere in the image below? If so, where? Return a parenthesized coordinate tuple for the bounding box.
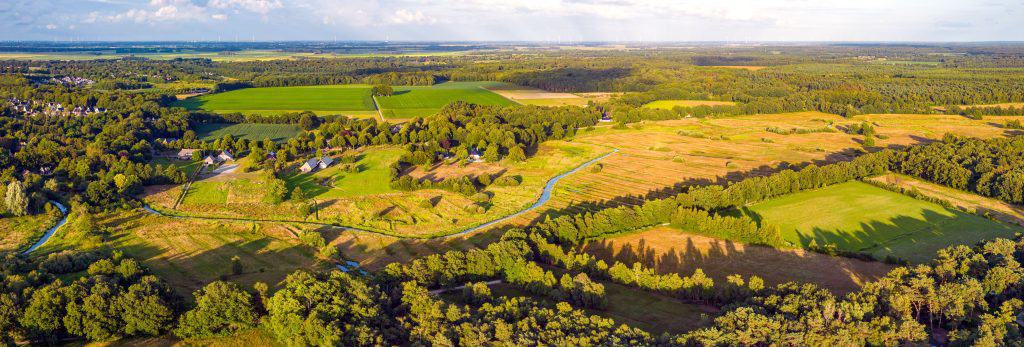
(868, 173, 1024, 228)
(541, 112, 1014, 219)
(195, 123, 301, 142)
(175, 85, 376, 116)
(735, 181, 1022, 262)
(583, 227, 893, 294)
(284, 148, 402, 198)
(643, 100, 737, 109)
(376, 81, 516, 119)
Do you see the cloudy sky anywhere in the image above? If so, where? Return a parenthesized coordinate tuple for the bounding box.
(2, 0, 1022, 42)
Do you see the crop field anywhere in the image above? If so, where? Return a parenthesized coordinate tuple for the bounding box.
(376, 81, 516, 119)
(194, 123, 301, 142)
(543, 112, 1013, 218)
(175, 85, 375, 115)
(583, 227, 893, 294)
(735, 181, 1022, 262)
(643, 100, 738, 109)
(0, 210, 62, 252)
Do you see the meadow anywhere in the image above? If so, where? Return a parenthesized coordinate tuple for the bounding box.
(284, 148, 401, 198)
(175, 85, 376, 115)
(0, 209, 62, 252)
(735, 181, 1022, 262)
(643, 100, 738, 109)
(194, 123, 301, 142)
(376, 81, 517, 119)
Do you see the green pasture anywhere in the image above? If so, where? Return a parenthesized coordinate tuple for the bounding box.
(285, 148, 402, 198)
(376, 81, 516, 119)
(736, 181, 1021, 262)
(175, 85, 375, 114)
(194, 123, 300, 142)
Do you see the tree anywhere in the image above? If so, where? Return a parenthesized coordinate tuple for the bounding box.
(483, 144, 500, 162)
(507, 145, 527, 162)
(231, 256, 243, 276)
(174, 281, 258, 339)
(4, 180, 28, 216)
(299, 114, 318, 131)
(371, 84, 394, 97)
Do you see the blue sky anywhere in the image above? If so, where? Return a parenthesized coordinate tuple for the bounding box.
(2, 0, 1022, 41)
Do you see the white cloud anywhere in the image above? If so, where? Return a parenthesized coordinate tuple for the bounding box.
(45, 23, 58, 30)
(211, 13, 227, 20)
(387, 9, 435, 25)
(208, 0, 283, 14)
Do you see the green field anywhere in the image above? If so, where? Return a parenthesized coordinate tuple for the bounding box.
(175, 85, 375, 115)
(195, 123, 301, 142)
(376, 81, 516, 119)
(285, 148, 402, 198)
(737, 181, 1021, 262)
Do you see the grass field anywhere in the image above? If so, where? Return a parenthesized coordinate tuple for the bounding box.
(0, 209, 62, 252)
(736, 181, 1022, 262)
(284, 148, 402, 198)
(868, 173, 1024, 228)
(149, 157, 202, 177)
(194, 123, 301, 142)
(643, 100, 738, 109)
(583, 227, 893, 294)
(175, 85, 375, 115)
(376, 81, 516, 119)
(37, 209, 323, 297)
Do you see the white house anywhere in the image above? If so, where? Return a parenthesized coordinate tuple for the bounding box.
(467, 149, 484, 163)
(176, 149, 199, 160)
(202, 155, 220, 165)
(300, 156, 334, 173)
(318, 156, 334, 169)
(217, 150, 234, 162)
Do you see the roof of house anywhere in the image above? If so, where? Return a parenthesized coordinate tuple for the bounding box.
(300, 158, 319, 169)
(177, 148, 198, 156)
(319, 156, 334, 166)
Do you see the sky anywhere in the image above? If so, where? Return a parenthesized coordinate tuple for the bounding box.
(1, 0, 1022, 42)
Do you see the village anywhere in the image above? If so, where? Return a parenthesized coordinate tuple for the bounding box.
(5, 97, 107, 117)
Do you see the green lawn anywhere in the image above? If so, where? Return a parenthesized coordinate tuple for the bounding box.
(738, 181, 1022, 262)
(195, 123, 301, 142)
(175, 85, 375, 114)
(149, 157, 201, 176)
(285, 148, 402, 198)
(376, 81, 516, 119)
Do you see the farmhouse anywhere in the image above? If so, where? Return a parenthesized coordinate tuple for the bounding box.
(217, 150, 235, 162)
(300, 156, 335, 173)
(468, 149, 484, 163)
(202, 155, 219, 165)
(176, 149, 199, 160)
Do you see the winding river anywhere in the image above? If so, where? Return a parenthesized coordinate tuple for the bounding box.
(142, 148, 619, 239)
(23, 201, 69, 255)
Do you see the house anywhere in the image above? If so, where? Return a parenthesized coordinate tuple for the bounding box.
(299, 156, 334, 173)
(468, 149, 484, 163)
(176, 149, 199, 160)
(217, 150, 234, 162)
(202, 155, 221, 165)
(599, 112, 613, 122)
(299, 158, 320, 173)
(318, 156, 334, 169)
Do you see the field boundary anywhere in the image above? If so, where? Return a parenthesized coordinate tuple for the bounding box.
(371, 95, 385, 122)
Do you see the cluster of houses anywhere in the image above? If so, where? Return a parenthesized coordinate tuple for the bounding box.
(49, 76, 94, 87)
(299, 156, 335, 173)
(169, 148, 234, 166)
(5, 98, 107, 117)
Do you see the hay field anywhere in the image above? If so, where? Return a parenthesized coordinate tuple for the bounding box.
(376, 81, 516, 119)
(737, 181, 1022, 262)
(543, 112, 1013, 218)
(174, 85, 375, 115)
(643, 100, 738, 109)
(484, 84, 590, 107)
(583, 227, 893, 294)
(194, 123, 301, 142)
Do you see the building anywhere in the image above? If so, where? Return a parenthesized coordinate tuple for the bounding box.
(599, 112, 613, 122)
(468, 149, 484, 163)
(299, 156, 334, 173)
(176, 149, 199, 160)
(217, 150, 234, 162)
(202, 155, 219, 165)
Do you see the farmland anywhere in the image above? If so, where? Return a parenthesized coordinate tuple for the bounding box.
(643, 100, 738, 109)
(175, 84, 376, 116)
(734, 181, 1022, 262)
(194, 123, 301, 142)
(376, 81, 517, 119)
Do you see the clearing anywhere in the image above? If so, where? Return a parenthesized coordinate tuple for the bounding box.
(375, 81, 516, 119)
(194, 123, 301, 142)
(643, 100, 738, 109)
(735, 181, 1022, 263)
(868, 173, 1024, 228)
(174, 85, 376, 116)
(583, 227, 893, 295)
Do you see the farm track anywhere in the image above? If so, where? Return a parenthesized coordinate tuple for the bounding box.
(142, 149, 619, 239)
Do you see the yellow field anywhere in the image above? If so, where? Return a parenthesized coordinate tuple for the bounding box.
(583, 227, 893, 294)
(643, 100, 738, 109)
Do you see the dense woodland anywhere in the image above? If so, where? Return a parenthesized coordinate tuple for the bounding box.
(3, 43, 1024, 345)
